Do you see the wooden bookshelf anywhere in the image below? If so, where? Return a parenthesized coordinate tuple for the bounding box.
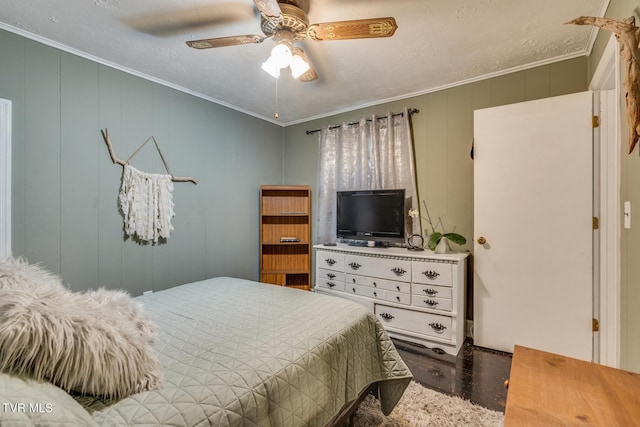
(259, 185, 311, 290)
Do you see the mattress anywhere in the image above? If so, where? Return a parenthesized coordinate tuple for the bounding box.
(1, 277, 412, 426)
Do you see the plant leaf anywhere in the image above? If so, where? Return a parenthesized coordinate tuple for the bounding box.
(443, 232, 466, 246)
(427, 232, 442, 251)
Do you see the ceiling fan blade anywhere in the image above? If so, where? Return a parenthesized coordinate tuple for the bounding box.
(253, 0, 282, 21)
(292, 47, 318, 82)
(186, 35, 266, 49)
(307, 17, 397, 41)
(298, 67, 318, 82)
(125, 3, 255, 37)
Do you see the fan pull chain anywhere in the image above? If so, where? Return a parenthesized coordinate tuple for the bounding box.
(274, 78, 279, 120)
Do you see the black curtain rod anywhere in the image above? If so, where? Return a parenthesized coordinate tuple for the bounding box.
(305, 108, 419, 135)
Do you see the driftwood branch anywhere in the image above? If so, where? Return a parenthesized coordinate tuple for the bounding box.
(100, 128, 198, 184)
(101, 128, 125, 166)
(566, 16, 640, 154)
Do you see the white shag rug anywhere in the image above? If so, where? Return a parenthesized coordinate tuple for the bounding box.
(353, 381, 504, 427)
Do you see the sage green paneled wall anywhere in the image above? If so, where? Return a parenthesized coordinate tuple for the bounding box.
(283, 56, 588, 332)
(1, 28, 285, 295)
(589, 0, 640, 373)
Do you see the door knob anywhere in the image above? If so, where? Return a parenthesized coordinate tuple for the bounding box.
(477, 236, 487, 245)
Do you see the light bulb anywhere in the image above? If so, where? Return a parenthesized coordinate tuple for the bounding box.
(290, 54, 310, 79)
(270, 43, 292, 68)
(261, 57, 280, 78)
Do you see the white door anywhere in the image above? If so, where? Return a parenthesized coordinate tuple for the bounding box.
(473, 91, 594, 361)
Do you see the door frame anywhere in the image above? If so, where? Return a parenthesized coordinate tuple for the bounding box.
(0, 98, 11, 260)
(589, 33, 620, 368)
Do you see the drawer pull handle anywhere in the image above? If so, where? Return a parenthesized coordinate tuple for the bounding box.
(423, 270, 440, 280)
(352, 287, 356, 293)
(396, 296, 401, 302)
(396, 286, 401, 291)
(429, 322, 447, 333)
(327, 273, 336, 279)
(373, 291, 378, 297)
(327, 282, 336, 288)
(424, 299, 439, 308)
(349, 262, 361, 270)
(325, 258, 337, 266)
(391, 267, 406, 276)
(373, 282, 378, 287)
(423, 288, 438, 296)
(380, 312, 395, 321)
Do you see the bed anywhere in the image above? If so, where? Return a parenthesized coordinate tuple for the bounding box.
(0, 276, 412, 426)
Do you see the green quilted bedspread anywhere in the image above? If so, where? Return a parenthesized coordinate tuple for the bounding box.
(1, 277, 412, 426)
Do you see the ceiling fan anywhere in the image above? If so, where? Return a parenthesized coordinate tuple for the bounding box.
(184, 0, 398, 82)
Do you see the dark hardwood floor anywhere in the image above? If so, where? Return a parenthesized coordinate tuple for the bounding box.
(393, 338, 513, 413)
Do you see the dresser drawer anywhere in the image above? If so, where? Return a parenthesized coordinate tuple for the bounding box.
(411, 260, 453, 286)
(346, 283, 387, 301)
(375, 305, 453, 340)
(345, 254, 411, 282)
(412, 296, 452, 312)
(316, 278, 345, 292)
(316, 251, 345, 271)
(318, 268, 345, 282)
(345, 276, 410, 305)
(345, 274, 410, 294)
(413, 283, 452, 299)
(385, 290, 411, 306)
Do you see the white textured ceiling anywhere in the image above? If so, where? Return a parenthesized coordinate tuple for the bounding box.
(0, 0, 609, 125)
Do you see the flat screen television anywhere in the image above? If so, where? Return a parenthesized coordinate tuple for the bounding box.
(336, 189, 405, 243)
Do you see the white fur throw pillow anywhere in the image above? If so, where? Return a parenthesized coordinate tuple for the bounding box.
(86, 288, 156, 345)
(0, 256, 65, 290)
(0, 259, 161, 399)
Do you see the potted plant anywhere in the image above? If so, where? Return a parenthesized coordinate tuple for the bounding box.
(409, 201, 466, 253)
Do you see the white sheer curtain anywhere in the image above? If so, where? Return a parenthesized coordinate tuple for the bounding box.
(316, 107, 419, 244)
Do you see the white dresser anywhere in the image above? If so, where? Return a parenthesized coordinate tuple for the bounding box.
(314, 244, 468, 355)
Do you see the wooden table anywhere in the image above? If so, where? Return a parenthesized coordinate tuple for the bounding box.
(505, 345, 640, 426)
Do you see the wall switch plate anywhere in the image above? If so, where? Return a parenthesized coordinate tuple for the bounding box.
(624, 201, 631, 229)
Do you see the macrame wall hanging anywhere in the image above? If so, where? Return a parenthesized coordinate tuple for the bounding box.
(101, 129, 197, 245)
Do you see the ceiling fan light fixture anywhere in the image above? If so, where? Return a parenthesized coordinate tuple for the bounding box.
(261, 56, 281, 78)
(290, 54, 310, 79)
(270, 40, 293, 68)
(186, 1, 399, 85)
